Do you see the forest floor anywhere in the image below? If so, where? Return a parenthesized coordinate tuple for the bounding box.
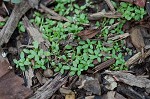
(0, 0, 150, 99)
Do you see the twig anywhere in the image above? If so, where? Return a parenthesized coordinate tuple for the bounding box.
(29, 74, 68, 99)
(125, 52, 141, 67)
(89, 11, 122, 20)
(108, 33, 130, 41)
(93, 58, 116, 73)
(104, 0, 115, 12)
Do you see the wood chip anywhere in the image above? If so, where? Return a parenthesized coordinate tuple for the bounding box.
(89, 11, 122, 20)
(93, 58, 116, 73)
(29, 74, 68, 99)
(125, 52, 141, 67)
(105, 71, 150, 88)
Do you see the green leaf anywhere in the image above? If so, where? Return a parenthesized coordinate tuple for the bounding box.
(41, 66, 46, 70)
(79, 41, 86, 45)
(24, 61, 31, 65)
(65, 45, 72, 49)
(51, 62, 55, 66)
(44, 51, 51, 56)
(77, 70, 81, 76)
(61, 55, 67, 60)
(33, 65, 41, 69)
(109, 19, 115, 25)
(13, 59, 18, 64)
(62, 66, 70, 70)
(23, 49, 30, 54)
(84, 65, 88, 70)
(20, 52, 25, 59)
(71, 67, 78, 71)
(69, 71, 76, 76)
(28, 55, 34, 59)
(20, 66, 25, 71)
(19, 63, 24, 67)
(88, 49, 94, 54)
(120, 2, 127, 7)
(38, 49, 44, 56)
(35, 55, 39, 61)
(73, 61, 77, 67)
(83, 53, 88, 61)
(97, 57, 101, 62)
(33, 41, 39, 49)
(19, 25, 25, 32)
(54, 67, 60, 72)
(60, 68, 64, 74)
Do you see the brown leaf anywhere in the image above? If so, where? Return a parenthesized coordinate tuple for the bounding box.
(130, 26, 145, 56)
(77, 29, 100, 40)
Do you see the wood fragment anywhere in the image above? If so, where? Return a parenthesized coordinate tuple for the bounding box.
(125, 52, 141, 67)
(108, 33, 129, 41)
(104, 0, 116, 12)
(93, 58, 116, 73)
(22, 16, 50, 48)
(105, 71, 150, 88)
(117, 86, 145, 99)
(29, 74, 68, 99)
(89, 11, 122, 20)
(0, 0, 32, 46)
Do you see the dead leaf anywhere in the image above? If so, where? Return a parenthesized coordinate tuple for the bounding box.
(77, 29, 100, 40)
(130, 26, 145, 57)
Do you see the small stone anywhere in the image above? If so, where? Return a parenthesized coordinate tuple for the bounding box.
(59, 87, 73, 94)
(43, 68, 53, 78)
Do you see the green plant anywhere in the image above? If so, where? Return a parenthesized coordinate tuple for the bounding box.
(118, 2, 146, 20)
(18, 21, 25, 33)
(13, 41, 50, 71)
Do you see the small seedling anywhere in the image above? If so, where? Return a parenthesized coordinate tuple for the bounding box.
(13, 41, 50, 71)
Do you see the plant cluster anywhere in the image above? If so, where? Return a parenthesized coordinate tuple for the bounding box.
(13, 41, 50, 71)
(118, 2, 146, 20)
(14, 1, 145, 75)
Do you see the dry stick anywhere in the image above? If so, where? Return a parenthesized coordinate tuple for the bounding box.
(93, 58, 116, 73)
(89, 11, 122, 20)
(0, 0, 32, 46)
(108, 33, 130, 41)
(125, 52, 142, 67)
(40, 4, 69, 22)
(29, 74, 68, 99)
(104, 0, 116, 12)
